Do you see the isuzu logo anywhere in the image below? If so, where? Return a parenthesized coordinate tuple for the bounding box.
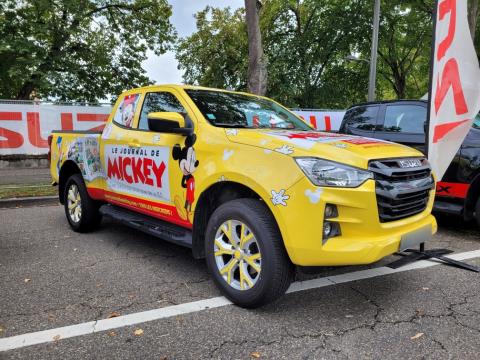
(398, 159, 422, 168)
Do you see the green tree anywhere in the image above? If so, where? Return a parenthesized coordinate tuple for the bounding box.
(374, 0, 433, 99)
(0, 0, 175, 102)
(177, 1, 369, 108)
(176, 6, 248, 91)
(176, 0, 478, 108)
(261, 0, 369, 108)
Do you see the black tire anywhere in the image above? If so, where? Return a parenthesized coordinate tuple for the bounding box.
(63, 173, 102, 232)
(205, 198, 294, 308)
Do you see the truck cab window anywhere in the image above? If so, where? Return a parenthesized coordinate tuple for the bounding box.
(138, 92, 186, 130)
(383, 105, 426, 134)
(112, 94, 141, 128)
(343, 106, 379, 132)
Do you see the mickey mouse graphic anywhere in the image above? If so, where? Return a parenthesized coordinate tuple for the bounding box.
(172, 134, 199, 222)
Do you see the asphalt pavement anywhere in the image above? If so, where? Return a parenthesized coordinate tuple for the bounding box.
(1, 205, 479, 359)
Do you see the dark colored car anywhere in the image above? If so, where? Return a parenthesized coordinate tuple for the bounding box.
(339, 100, 480, 225)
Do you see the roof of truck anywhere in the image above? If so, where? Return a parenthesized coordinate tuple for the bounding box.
(346, 99, 428, 110)
(119, 84, 275, 101)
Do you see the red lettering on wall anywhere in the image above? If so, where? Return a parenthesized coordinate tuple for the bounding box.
(77, 113, 108, 132)
(434, 58, 468, 115)
(309, 115, 317, 129)
(324, 115, 332, 131)
(27, 112, 48, 148)
(437, 0, 456, 61)
(61, 113, 73, 131)
(0, 112, 24, 149)
(77, 113, 109, 122)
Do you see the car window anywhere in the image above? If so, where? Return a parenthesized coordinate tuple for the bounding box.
(382, 105, 426, 134)
(112, 93, 141, 128)
(343, 106, 379, 131)
(138, 92, 186, 130)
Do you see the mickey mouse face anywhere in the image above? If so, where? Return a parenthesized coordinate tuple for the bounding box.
(180, 147, 198, 175)
(173, 134, 200, 175)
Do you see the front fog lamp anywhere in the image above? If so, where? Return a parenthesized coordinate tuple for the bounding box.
(295, 158, 373, 187)
(323, 204, 340, 243)
(323, 222, 332, 237)
(323, 221, 341, 244)
(324, 204, 338, 218)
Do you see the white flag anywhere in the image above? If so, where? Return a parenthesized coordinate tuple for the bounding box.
(428, 0, 480, 180)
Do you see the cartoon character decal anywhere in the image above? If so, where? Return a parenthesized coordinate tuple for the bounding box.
(172, 134, 199, 222)
(65, 137, 103, 182)
(271, 189, 290, 206)
(113, 94, 140, 128)
(56, 136, 63, 175)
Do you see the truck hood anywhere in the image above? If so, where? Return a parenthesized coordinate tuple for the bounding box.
(225, 129, 423, 169)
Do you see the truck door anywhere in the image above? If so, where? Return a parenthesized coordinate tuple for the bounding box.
(130, 89, 196, 228)
(375, 103, 427, 154)
(100, 91, 145, 199)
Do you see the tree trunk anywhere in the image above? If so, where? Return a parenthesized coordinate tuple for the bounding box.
(469, 0, 479, 41)
(245, 0, 267, 95)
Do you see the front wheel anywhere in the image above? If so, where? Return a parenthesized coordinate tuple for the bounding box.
(205, 198, 293, 308)
(64, 173, 102, 232)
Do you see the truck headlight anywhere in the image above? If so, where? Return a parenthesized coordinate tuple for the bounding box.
(295, 157, 373, 188)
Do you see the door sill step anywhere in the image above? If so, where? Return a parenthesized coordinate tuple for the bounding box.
(100, 204, 192, 248)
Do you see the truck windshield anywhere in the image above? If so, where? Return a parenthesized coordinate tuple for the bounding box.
(186, 89, 312, 130)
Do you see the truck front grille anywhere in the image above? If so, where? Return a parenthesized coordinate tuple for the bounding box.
(369, 158, 434, 222)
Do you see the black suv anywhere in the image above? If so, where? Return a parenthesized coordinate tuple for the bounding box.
(339, 100, 480, 225)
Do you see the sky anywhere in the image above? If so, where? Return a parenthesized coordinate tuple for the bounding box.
(142, 0, 244, 84)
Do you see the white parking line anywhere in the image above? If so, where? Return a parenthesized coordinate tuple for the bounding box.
(1, 249, 479, 352)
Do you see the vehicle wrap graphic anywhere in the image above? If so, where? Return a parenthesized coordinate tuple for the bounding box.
(172, 134, 199, 223)
(265, 130, 391, 149)
(66, 136, 103, 182)
(104, 144, 170, 202)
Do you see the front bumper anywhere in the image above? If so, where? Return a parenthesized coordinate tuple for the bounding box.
(275, 177, 437, 266)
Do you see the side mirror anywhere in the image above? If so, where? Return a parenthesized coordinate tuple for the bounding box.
(147, 112, 193, 135)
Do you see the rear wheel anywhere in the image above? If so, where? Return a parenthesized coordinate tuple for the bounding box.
(205, 198, 293, 308)
(64, 173, 101, 232)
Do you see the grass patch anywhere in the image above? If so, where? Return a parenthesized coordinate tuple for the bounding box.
(0, 184, 57, 199)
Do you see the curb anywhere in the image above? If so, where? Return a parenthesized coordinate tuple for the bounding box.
(0, 195, 59, 209)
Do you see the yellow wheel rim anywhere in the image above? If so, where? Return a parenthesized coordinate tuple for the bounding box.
(214, 220, 261, 290)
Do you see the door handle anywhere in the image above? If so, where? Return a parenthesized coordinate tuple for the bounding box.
(128, 142, 141, 148)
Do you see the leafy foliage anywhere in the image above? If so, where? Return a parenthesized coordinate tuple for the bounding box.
(0, 0, 175, 101)
(176, 0, 479, 109)
(176, 7, 248, 91)
(374, 0, 434, 99)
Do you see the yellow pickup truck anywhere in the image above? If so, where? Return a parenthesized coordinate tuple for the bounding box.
(49, 85, 437, 307)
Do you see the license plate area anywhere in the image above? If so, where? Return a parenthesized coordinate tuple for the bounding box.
(399, 225, 432, 251)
